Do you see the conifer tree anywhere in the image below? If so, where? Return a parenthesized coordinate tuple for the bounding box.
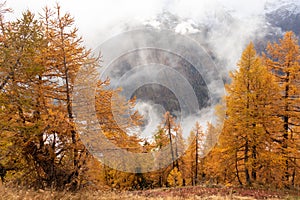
(220, 43, 280, 186)
(265, 31, 300, 187)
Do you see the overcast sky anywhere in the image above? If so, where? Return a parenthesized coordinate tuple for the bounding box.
(5, 0, 272, 49)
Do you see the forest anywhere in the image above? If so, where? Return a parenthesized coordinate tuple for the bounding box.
(0, 2, 299, 199)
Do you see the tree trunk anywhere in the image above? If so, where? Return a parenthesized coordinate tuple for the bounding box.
(245, 138, 251, 186)
(235, 150, 242, 186)
(195, 129, 199, 185)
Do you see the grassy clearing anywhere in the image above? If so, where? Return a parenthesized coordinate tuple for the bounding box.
(0, 184, 299, 200)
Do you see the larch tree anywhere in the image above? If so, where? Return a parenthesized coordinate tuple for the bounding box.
(0, 5, 101, 190)
(221, 43, 280, 186)
(184, 122, 204, 186)
(152, 112, 182, 187)
(40, 5, 101, 190)
(0, 10, 53, 187)
(202, 101, 226, 185)
(163, 112, 178, 169)
(203, 122, 218, 156)
(265, 31, 300, 187)
(172, 123, 186, 185)
(93, 81, 146, 189)
(167, 167, 183, 187)
(153, 124, 170, 187)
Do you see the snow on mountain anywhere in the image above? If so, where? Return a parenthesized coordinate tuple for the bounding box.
(131, 0, 300, 76)
(265, 0, 300, 14)
(265, 0, 300, 35)
(175, 20, 200, 34)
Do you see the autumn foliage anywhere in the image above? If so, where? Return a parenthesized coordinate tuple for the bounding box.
(0, 3, 299, 194)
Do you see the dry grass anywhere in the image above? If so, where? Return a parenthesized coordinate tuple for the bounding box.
(0, 183, 298, 200)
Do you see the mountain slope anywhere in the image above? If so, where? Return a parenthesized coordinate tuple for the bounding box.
(265, 0, 300, 35)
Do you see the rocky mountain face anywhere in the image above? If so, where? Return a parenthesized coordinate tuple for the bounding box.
(107, 41, 210, 117)
(265, 0, 300, 35)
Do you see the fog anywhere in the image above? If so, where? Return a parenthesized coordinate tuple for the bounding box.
(5, 0, 281, 141)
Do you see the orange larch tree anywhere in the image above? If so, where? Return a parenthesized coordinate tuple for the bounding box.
(265, 31, 300, 187)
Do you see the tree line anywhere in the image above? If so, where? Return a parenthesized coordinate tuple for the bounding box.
(0, 3, 299, 191)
